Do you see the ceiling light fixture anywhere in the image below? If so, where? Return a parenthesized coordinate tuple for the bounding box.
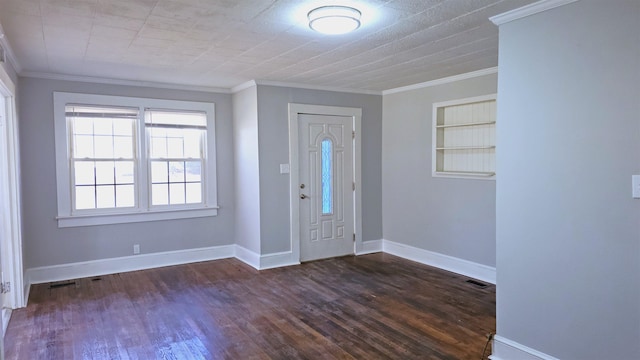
(308, 5, 361, 35)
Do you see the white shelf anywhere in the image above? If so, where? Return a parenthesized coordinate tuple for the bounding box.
(436, 171, 495, 177)
(436, 121, 495, 128)
(435, 146, 495, 150)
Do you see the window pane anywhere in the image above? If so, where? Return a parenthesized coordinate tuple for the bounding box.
(74, 118, 93, 135)
(96, 185, 115, 208)
(186, 183, 202, 204)
(152, 184, 168, 205)
(113, 120, 132, 136)
(115, 161, 134, 184)
(183, 130, 202, 158)
(95, 161, 115, 185)
(321, 139, 333, 215)
(185, 161, 201, 182)
(74, 135, 94, 158)
(93, 119, 113, 135)
(75, 186, 95, 209)
(167, 136, 184, 158)
(113, 136, 133, 158)
(169, 161, 185, 182)
(149, 127, 167, 137)
(150, 136, 167, 158)
(151, 161, 168, 183)
(169, 183, 185, 204)
(94, 136, 114, 158)
(115, 185, 135, 207)
(74, 161, 94, 185)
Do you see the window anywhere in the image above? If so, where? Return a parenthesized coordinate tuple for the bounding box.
(54, 93, 218, 227)
(146, 110, 205, 206)
(321, 138, 333, 215)
(67, 105, 137, 211)
(432, 95, 496, 179)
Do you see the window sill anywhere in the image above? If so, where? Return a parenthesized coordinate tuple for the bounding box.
(57, 206, 219, 228)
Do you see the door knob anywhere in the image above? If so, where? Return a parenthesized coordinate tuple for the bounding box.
(300, 194, 309, 199)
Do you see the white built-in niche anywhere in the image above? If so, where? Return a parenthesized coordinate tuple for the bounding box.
(432, 94, 496, 179)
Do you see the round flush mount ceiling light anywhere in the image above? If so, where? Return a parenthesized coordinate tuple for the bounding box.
(308, 5, 361, 35)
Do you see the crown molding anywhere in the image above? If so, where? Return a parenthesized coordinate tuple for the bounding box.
(0, 21, 22, 74)
(18, 71, 381, 96)
(20, 71, 232, 94)
(253, 79, 382, 96)
(490, 0, 580, 26)
(231, 80, 257, 93)
(382, 67, 498, 95)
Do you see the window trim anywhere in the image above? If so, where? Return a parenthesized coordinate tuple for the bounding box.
(54, 92, 218, 228)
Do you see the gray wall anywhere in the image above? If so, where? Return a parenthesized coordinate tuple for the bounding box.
(18, 77, 235, 269)
(495, 0, 640, 358)
(232, 85, 261, 253)
(256, 85, 383, 254)
(382, 74, 497, 267)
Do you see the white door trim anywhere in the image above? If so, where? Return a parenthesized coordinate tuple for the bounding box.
(0, 65, 25, 309)
(288, 104, 362, 262)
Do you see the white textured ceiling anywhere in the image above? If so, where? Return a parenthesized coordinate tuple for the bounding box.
(0, 0, 537, 92)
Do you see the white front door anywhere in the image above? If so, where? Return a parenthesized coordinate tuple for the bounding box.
(298, 113, 354, 262)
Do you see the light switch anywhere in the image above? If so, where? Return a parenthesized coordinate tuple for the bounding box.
(633, 175, 640, 198)
(280, 164, 290, 174)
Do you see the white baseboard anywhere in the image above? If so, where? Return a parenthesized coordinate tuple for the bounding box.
(23, 282, 30, 307)
(26, 244, 235, 285)
(490, 335, 560, 360)
(234, 245, 299, 270)
(2, 308, 11, 335)
(382, 239, 496, 284)
(234, 245, 260, 269)
(259, 251, 300, 270)
(23, 240, 496, 301)
(355, 239, 383, 255)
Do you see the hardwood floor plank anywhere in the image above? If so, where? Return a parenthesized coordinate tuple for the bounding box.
(5, 254, 495, 359)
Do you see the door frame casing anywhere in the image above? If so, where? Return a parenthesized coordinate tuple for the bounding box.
(288, 104, 362, 262)
(0, 64, 25, 313)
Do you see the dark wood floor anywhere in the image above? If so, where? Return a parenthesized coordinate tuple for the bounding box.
(5, 253, 495, 359)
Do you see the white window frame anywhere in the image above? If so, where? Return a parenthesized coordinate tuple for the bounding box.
(54, 92, 218, 228)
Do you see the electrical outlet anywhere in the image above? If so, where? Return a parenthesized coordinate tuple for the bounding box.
(133, 244, 140, 255)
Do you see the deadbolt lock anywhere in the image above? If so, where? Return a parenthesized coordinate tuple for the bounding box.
(300, 184, 305, 189)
